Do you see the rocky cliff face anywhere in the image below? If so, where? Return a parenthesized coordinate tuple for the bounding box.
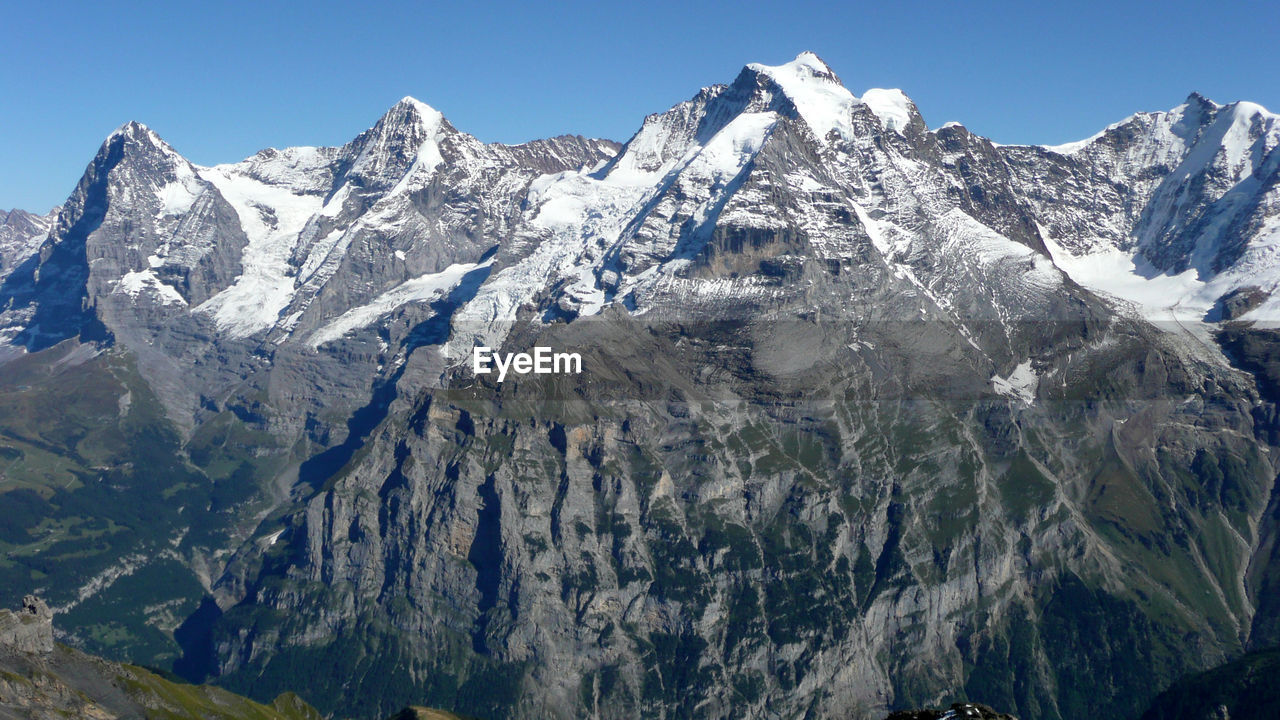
(0, 209, 53, 276)
(0, 596, 53, 655)
(2, 52, 1279, 720)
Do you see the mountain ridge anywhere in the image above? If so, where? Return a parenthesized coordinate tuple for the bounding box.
(1, 52, 1279, 720)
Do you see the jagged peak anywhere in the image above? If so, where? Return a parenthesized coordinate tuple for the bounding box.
(394, 95, 442, 118)
(1170, 94, 1279, 132)
(341, 96, 454, 190)
(108, 119, 154, 140)
(1183, 91, 1220, 111)
(1, 207, 53, 225)
(374, 95, 446, 135)
(101, 120, 187, 165)
(1033, 91, 1277, 159)
(356, 95, 451, 153)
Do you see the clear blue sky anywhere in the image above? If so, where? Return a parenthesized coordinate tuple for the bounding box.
(3, 0, 1278, 212)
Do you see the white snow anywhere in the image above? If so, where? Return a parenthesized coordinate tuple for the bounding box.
(154, 161, 204, 217)
(786, 172, 831, 193)
(319, 184, 350, 217)
(939, 210, 1048, 269)
(560, 263, 607, 316)
(1213, 102, 1269, 180)
(297, 228, 346, 284)
(115, 270, 187, 306)
(678, 112, 777, 185)
(1040, 126, 1119, 155)
(850, 202, 892, 255)
(1040, 97, 1280, 331)
(194, 165, 325, 336)
(309, 259, 490, 347)
(239, 146, 333, 191)
(1041, 231, 1215, 321)
(455, 106, 782, 350)
(351, 97, 447, 192)
(747, 52, 860, 143)
(388, 126, 446, 197)
(992, 360, 1038, 404)
(861, 88, 915, 133)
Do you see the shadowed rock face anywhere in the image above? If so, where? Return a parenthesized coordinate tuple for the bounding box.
(1, 53, 1279, 720)
(1138, 648, 1280, 720)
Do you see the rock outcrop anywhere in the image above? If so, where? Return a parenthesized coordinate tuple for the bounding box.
(0, 595, 53, 655)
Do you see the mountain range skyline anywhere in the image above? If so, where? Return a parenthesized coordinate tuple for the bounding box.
(3, 47, 1280, 718)
(7, 78, 1275, 218)
(4, 0, 1279, 211)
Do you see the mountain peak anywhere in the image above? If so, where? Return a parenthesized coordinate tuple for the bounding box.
(391, 95, 441, 118)
(1184, 91, 1218, 108)
(749, 52, 843, 84)
(109, 119, 153, 139)
(861, 87, 923, 133)
(102, 120, 183, 162)
(342, 96, 451, 190)
(108, 119, 168, 147)
(743, 52, 858, 142)
(379, 96, 445, 133)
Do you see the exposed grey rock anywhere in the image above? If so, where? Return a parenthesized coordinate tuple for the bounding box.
(1, 52, 1278, 720)
(1211, 286, 1269, 321)
(0, 595, 53, 654)
(0, 208, 53, 276)
(0, 639, 324, 720)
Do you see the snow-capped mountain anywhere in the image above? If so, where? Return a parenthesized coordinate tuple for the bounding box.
(1003, 92, 1280, 325)
(3, 52, 1280, 720)
(0, 99, 618, 427)
(0, 208, 53, 274)
(6, 54, 1277, 382)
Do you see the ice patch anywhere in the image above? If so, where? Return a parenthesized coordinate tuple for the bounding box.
(992, 360, 1038, 404)
(309, 259, 491, 347)
(154, 161, 204, 217)
(298, 229, 346, 284)
(1041, 230, 1214, 322)
(861, 88, 915, 133)
(115, 270, 187, 306)
(195, 166, 324, 336)
(679, 112, 777, 185)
